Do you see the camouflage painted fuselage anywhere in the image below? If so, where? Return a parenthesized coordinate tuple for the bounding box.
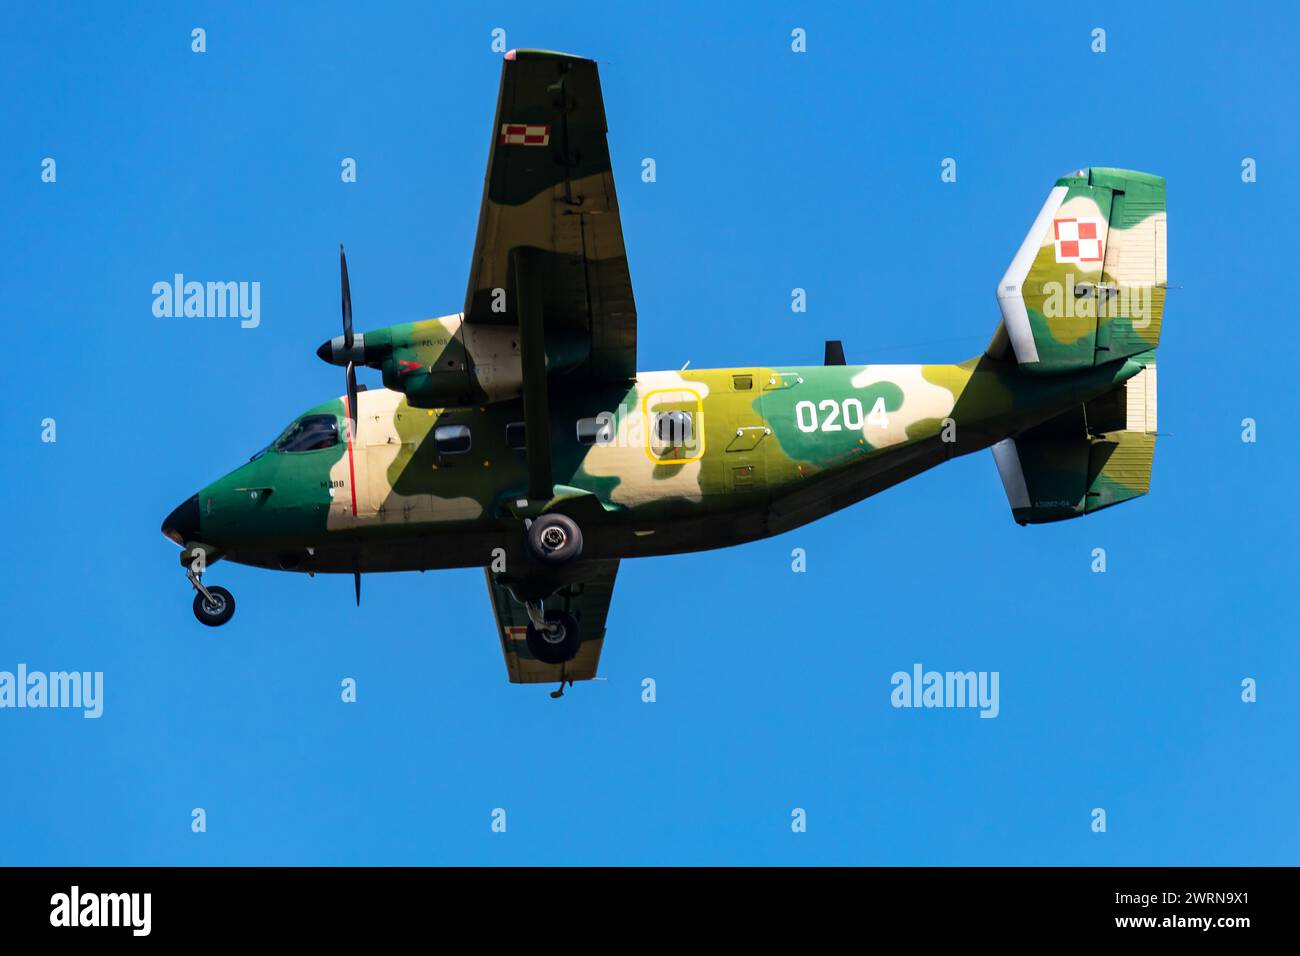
(192, 351, 1147, 576)
(160, 42, 1167, 690)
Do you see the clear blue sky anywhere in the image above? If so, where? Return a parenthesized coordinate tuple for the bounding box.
(2, 1, 1296, 865)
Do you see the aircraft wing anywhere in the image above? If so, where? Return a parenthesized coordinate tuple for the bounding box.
(463, 49, 636, 384)
(485, 560, 620, 684)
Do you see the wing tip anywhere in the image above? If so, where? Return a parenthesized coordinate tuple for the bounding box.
(503, 48, 595, 64)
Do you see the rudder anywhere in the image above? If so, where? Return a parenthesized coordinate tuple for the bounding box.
(990, 168, 1166, 373)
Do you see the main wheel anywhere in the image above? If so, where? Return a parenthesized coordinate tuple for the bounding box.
(526, 513, 583, 565)
(525, 609, 582, 664)
(192, 586, 235, 627)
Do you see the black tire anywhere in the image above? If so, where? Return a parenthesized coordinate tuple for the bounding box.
(193, 586, 235, 627)
(524, 609, 582, 664)
(526, 513, 583, 565)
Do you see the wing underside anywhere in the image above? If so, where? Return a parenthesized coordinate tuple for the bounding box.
(463, 49, 636, 384)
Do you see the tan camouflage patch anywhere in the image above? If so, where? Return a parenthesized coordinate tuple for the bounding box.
(850, 365, 957, 448)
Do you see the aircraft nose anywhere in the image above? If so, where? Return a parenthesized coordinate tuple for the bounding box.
(161, 493, 200, 545)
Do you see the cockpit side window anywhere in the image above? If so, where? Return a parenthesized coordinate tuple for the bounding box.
(274, 414, 340, 453)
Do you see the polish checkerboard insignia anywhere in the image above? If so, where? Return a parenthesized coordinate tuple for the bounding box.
(499, 123, 551, 146)
(1052, 217, 1105, 264)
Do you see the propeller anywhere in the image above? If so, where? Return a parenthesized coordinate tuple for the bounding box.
(336, 244, 361, 442)
(316, 244, 369, 367)
(339, 248, 361, 612)
(332, 248, 364, 608)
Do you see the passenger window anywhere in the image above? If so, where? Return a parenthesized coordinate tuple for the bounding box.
(505, 422, 526, 450)
(644, 388, 705, 463)
(434, 424, 472, 454)
(654, 410, 694, 448)
(275, 415, 339, 453)
(576, 415, 613, 446)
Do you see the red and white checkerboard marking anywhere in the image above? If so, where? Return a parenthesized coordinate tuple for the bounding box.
(1052, 217, 1105, 264)
(499, 123, 550, 146)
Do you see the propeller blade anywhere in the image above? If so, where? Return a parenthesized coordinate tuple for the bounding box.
(345, 361, 358, 439)
(340, 243, 353, 350)
(353, 571, 361, 607)
(342, 361, 360, 519)
(824, 339, 846, 366)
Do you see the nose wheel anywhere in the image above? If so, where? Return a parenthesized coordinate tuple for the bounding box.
(193, 586, 236, 627)
(188, 567, 235, 627)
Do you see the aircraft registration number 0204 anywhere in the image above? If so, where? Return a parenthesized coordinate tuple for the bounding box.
(794, 397, 888, 433)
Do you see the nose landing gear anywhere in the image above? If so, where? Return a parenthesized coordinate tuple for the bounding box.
(188, 566, 235, 627)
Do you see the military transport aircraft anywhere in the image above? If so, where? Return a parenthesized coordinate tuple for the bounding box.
(162, 49, 1166, 695)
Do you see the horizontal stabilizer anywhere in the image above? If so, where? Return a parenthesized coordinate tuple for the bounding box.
(993, 360, 1157, 524)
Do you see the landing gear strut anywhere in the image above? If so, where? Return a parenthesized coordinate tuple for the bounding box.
(188, 566, 235, 627)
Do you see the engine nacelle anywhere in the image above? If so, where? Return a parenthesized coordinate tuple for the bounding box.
(320, 312, 528, 407)
(319, 312, 592, 408)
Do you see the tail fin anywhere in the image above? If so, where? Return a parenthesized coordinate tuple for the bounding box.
(992, 354, 1157, 524)
(989, 168, 1166, 373)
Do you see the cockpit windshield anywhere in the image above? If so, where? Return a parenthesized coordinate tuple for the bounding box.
(276, 415, 339, 452)
(250, 414, 339, 460)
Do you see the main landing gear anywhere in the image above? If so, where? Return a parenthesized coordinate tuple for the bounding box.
(524, 602, 580, 700)
(525, 513, 583, 565)
(188, 566, 235, 627)
(506, 512, 588, 697)
(523, 602, 581, 665)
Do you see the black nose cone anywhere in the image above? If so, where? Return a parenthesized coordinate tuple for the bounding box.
(316, 339, 332, 362)
(162, 494, 200, 545)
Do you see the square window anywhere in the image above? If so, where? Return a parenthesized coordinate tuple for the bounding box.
(434, 424, 471, 454)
